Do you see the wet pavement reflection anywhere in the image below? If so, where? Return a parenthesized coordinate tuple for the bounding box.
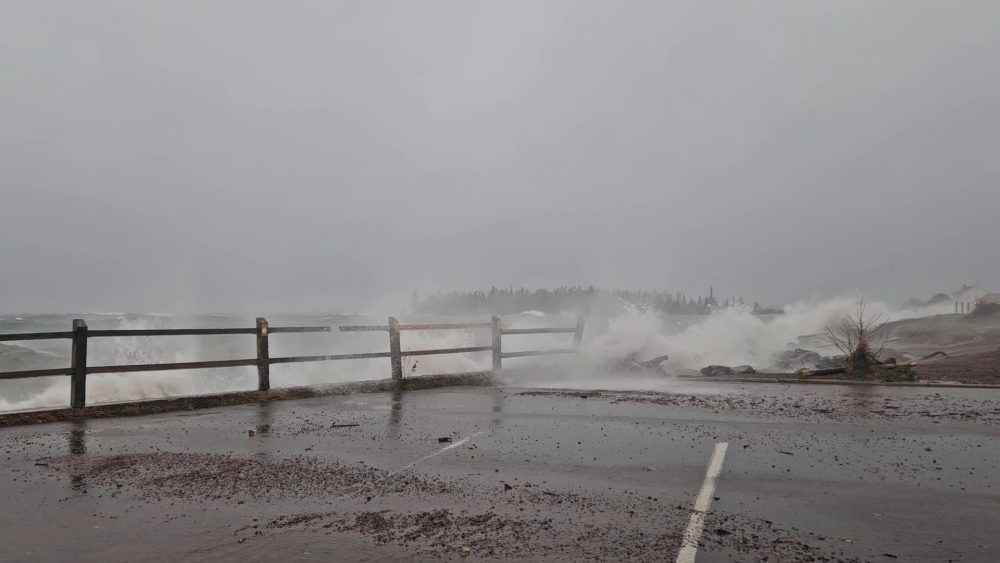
(68, 420, 86, 493)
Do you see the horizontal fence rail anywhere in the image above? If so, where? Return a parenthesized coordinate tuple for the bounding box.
(339, 325, 390, 332)
(501, 327, 578, 335)
(0, 315, 585, 409)
(0, 332, 73, 342)
(400, 323, 493, 331)
(87, 359, 260, 375)
(87, 327, 329, 337)
(338, 322, 494, 332)
(267, 326, 332, 334)
(403, 345, 494, 357)
(88, 328, 256, 337)
(501, 348, 578, 359)
(0, 367, 74, 380)
(269, 352, 393, 364)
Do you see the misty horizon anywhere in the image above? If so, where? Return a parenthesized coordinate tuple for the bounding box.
(4, 5, 1000, 562)
(3, 1, 999, 313)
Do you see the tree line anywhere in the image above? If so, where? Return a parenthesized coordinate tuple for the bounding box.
(413, 286, 780, 316)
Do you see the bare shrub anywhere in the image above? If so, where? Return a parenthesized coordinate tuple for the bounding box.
(970, 300, 1000, 317)
(822, 300, 887, 377)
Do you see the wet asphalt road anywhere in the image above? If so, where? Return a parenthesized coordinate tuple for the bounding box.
(1, 383, 999, 562)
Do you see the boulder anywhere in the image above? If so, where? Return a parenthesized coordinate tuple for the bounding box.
(700, 365, 734, 377)
(815, 355, 847, 370)
(773, 348, 822, 370)
(604, 353, 670, 376)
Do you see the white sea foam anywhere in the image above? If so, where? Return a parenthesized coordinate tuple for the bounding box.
(0, 342, 57, 357)
(580, 296, 907, 372)
(0, 298, 950, 411)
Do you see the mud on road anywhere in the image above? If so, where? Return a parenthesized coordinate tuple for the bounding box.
(3, 383, 998, 562)
(519, 387, 1000, 424)
(33, 450, 859, 562)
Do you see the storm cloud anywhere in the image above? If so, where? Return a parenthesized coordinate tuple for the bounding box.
(2, 1, 999, 313)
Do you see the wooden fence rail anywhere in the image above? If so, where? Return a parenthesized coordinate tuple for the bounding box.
(0, 332, 74, 342)
(0, 315, 585, 409)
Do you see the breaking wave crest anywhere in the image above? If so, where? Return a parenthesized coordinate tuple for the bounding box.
(0, 297, 948, 411)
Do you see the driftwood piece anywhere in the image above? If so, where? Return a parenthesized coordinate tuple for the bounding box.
(640, 355, 670, 369)
(921, 351, 948, 360)
(606, 353, 670, 376)
(800, 362, 915, 378)
(798, 367, 847, 378)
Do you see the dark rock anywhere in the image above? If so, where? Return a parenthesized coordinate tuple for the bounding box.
(700, 365, 734, 377)
(773, 349, 822, 370)
(604, 353, 671, 376)
(815, 355, 847, 370)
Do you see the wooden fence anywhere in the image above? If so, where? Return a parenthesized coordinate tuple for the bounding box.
(0, 315, 585, 408)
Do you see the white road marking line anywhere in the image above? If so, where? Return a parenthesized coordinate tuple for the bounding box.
(336, 432, 483, 500)
(398, 432, 483, 472)
(676, 442, 729, 563)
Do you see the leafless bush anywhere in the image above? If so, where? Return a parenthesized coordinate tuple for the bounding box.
(822, 300, 887, 377)
(970, 300, 1000, 317)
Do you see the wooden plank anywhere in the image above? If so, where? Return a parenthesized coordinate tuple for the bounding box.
(388, 317, 403, 380)
(87, 358, 258, 374)
(401, 345, 493, 357)
(397, 323, 492, 331)
(339, 325, 390, 332)
(573, 316, 585, 349)
(269, 352, 392, 364)
(491, 316, 502, 372)
(88, 328, 255, 337)
(501, 348, 577, 359)
(0, 368, 72, 380)
(256, 318, 270, 392)
(70, 319, 88, 408)
(267, 326, 331, 333)
(0, 332, 73, 342)
(500, 328, 578, 335)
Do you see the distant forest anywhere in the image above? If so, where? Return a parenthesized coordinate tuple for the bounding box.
(413, 286, 781, 316)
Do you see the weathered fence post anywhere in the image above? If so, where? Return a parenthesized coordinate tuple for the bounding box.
(256, 318, 270, 391)
(573, 315, 585, 351)
(491, 315, 502, 372)
(70, 319, 88, 408)
(388, 317, 403, 380)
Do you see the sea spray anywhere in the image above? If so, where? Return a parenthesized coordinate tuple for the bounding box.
(0, 297, 948, 411)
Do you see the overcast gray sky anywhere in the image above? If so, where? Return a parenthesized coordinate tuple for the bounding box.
(2, 1, 999, 313)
